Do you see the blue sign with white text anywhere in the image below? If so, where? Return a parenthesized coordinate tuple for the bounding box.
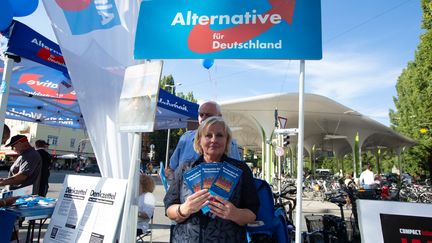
(135, 0, 322, 59)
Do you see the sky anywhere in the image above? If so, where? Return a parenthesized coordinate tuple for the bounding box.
(17, 0, 424, 126)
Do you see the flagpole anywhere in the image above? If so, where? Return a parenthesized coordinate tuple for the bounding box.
(165, 128, 171, 168)
(295, 60, 305, 242)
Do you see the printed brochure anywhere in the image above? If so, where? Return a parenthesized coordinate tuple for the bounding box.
(208, 162, 242, 202)
(200, 163, 222, 214)
(183, 165, 202, 193)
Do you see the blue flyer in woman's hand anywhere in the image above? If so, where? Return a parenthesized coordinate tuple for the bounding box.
(208, 162, 242, 201)
(200, 162, 222, 214)
(183, 165, 202, 193)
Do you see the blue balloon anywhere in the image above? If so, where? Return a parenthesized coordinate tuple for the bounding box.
(9, 0, 39, 17)
(0, 0, 13, 31)
(202, 59, 214, 69)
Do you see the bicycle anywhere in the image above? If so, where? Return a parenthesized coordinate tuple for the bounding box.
(303, 190, 352, 243)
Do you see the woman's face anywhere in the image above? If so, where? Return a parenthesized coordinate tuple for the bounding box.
(200, 122, 227, 162)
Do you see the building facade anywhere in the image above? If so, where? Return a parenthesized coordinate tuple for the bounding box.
(1, 119, 95, 168)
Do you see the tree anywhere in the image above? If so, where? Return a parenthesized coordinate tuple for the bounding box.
(146, 75, 197, 165)
(390, 0, 432, 178)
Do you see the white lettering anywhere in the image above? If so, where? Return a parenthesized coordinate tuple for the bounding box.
(212, 40, 282, 50)
(171, 9, 282, 26)
(399, 228, 421, 235)
(171, 12, 186, 25)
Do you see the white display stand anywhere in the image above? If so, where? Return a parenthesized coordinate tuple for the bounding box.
(118, 61, 163, 133)
(357, 199, 432, 243)
(44, 175, 127, 243)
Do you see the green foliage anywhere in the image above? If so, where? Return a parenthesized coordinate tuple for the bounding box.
(390, 1, 432, 178)
(147, 75, 197, 163)
(422, 0, 432, 30)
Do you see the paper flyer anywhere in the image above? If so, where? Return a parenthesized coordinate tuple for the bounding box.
(159, 161, 169, 192)
(200, 163, 221, 214)
(201, 163, 222, 189)
(44, 175, 127, 243)
(118, 61, 163, 132)
(183, 166, 202, 193)
(208, 162, 242, 201)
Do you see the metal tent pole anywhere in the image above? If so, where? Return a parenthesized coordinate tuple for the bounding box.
(295, 60, 305, 242)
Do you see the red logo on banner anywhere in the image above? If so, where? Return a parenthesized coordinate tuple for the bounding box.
(18, 73, 76, 105)
(187, 0, 296, 53)
(55, 0, 91, 11)
(37, 48, 66, 67)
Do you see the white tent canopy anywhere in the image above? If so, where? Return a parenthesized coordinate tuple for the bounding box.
(220, 92, 415, 175)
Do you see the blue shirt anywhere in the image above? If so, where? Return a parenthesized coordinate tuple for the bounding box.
(169, 130, 241, 170)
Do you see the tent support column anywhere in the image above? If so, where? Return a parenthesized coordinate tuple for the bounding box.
(119, 132, 141, 243)
(295, 60, 305, 242)
(265, 139, 271, 182)
(0, 55, 15, 141)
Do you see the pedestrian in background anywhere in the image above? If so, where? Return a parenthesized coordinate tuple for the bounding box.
(359, 164, 375, 189)
(137, 174, 156, 236)
(35, 139, 52, 197)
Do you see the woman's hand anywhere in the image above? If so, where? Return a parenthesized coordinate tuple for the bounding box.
(181, 189, 210, 217)
(209, 195, 256, 226)
(209, 195, 237, 221)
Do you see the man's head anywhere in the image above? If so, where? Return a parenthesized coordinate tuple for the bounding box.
(198, 101, 222, 124)
(35, 139, 49, 149)
(5, 134, 31, 154)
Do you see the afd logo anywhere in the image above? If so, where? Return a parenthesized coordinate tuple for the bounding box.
(56, 0, 121, 35)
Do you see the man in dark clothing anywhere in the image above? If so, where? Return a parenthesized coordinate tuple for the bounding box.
(35, 139, 52, 197)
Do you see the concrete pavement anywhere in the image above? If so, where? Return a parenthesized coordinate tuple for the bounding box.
(1, 170, 350, 242)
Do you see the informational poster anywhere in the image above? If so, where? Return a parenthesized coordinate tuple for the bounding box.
(357, 200, 432, 243)
(44, 175, 127, 243)
(118, 61, 163, 132)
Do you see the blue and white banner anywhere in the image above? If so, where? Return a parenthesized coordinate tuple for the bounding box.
(135, 0, 322, 60)
(1, 20, 67, 74)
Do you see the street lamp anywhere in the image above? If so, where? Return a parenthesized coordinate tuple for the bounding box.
(164, 83, 182, 94)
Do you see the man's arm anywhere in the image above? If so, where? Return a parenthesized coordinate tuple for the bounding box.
(165, 133, 186, 177)
(0, 173, 28, 187)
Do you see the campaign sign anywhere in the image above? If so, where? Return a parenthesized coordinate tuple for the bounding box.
(380, 214, 432, 243)
(357, 200, 432, 243)
(135, 0, 322, 60)
(44, 175, 127, 243)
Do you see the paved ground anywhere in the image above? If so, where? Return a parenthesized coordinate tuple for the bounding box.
(1, 170, 350, 242)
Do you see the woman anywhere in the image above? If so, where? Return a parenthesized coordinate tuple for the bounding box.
(164, 116, 259, 242)
(137, 174, 155, 235)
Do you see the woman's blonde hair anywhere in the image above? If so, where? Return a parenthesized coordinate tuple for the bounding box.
(139, 174, 155, 193)
(193, 116, 232, 155)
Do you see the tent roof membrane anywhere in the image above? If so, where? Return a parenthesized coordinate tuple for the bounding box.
(220, 93, 415, 157)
